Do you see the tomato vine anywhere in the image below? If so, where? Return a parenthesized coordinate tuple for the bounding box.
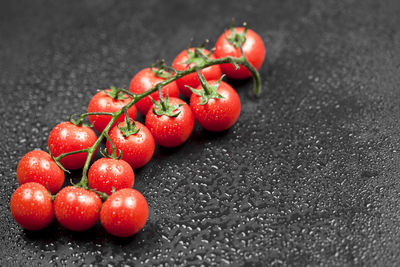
(11, 23, 267, 237)
(50, 46, 262, 199)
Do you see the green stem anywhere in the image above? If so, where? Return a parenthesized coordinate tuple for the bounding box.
(74, 54, 261, 190)
(79, 112, 114, 118)
(104, 132, 118, 158)
(195, 67, 212, 95)
(88, 188, 109, 200)
(235, 53, 261, 96)
(119, 89, 136, 98)
(70, 112, 114, 126)
(55, 148, 89, 161)
(241, 60, 261, 96)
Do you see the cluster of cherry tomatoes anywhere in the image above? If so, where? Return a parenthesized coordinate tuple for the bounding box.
(10, 25, 265, 237)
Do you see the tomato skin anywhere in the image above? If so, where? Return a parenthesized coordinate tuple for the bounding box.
(48, 122, 97, 170)
(129, 68, 180, 115)
(88, 158, 135, 195)
(215, 27, 265, 79)
(10, 182, 54, 230)
(172, 48, 222, 98)
(190, 81, 241, 132)
(88, 90, 137, 133)
(16, 150, 65, 194)
(106, 121, 155, 169)
(100, 188, 148, 237)
(54, 186, 102, 231)
(145, 97, 194, 147)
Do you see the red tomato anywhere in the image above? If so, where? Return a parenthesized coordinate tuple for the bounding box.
(10, 182, 54, 230)
(215, 27, 265, 79)
(100, 188, 148, 237)
(172, 48, 222, 98)
(106, 121, 155, 169)
(145, 97, 194, 147)
(16, 150, 64, 194)
(48, 122, 97, 170)
(88, 89, 137, 133)
(54, 186, 102, 231)
(190, 80, 241, 131)
(88, 158, 135, 195)
(129, 68, 180, 115)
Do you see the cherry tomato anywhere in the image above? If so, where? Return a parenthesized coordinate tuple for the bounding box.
(88, 89, 137, 133)
(129, 68, 180, 115)
(145, 97, 194, 147)
(172, 48, 222, 98)
(190, 80, 241, 131)
(48, 122, 97, 170)
(100, 188, 148, 237)
(215, 27, 265, 79)
(106, 121, 155, 169)
(88, 158, 135, 195)
(10, 182, 54, 230)
(54, 186, 102, 231)
(16, 150, 64, 194)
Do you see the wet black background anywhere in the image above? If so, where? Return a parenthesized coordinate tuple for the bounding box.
(1, 0, 400, 266)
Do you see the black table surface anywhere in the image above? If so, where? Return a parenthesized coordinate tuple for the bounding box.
(1, 0, 400, 266)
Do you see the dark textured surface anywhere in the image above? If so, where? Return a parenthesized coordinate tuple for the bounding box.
(1, 0, 400, 266)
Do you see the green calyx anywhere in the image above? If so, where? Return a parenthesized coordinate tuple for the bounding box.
(117, 118, 140, 137)
(151, 60, 175, 79)
(186, 69, 225, 105)
(150, 90, 183, 118)
(226, 22, 248, 48)
(104, 86, 128, 100)
(184, 45, 211, 66)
